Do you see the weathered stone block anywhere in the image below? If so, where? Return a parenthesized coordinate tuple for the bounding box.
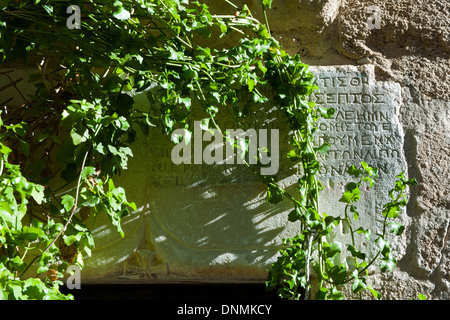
(82, 65, 408, 283)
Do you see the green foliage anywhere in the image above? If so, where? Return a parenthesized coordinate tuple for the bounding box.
(417, 293, 427, 300)
(0, 262, 72, 300)
(266, 163, 418, 300)
(0, 0, 418, 300)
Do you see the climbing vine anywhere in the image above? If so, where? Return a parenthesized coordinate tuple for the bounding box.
(0, 0, 416, 299)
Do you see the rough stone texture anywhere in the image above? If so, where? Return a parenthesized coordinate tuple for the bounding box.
(337, 0, 450, 101)
(314, 0, 449, 300)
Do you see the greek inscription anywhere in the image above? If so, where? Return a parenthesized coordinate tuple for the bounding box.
(373, 93, 385, 103)
(350, 77, 360, 86)
(338, 77, 347, 87)
(326, 93, 337, 104)
(312, 92, 385, 105)
(310, 67, 403, 182)
(316, 74, 368, 88)
(144, 68, 402, 186)
(321, 110, 389, 122)
(338, 93, 348, 104)
(317, 149, 401, 160)
(318, 161, 391, 176)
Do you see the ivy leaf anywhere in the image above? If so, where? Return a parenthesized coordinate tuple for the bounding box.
(345, 182, 359, 192)
(376, 237, 391, 257)
(200, 118, 210, 131)
(382, 203, 400, 218)
(63, 234, 79, 246)
(247, 77, 255, 92)
(168, 47, 184, 60)
(182, 67, 198, 81)
(347, 245, 366, 260)
(260, 0, 274, 9)
(31, 184, 45, 205)
(237, 138, 249, 160)
(329, 265, 347, 284)
(7, 256, 27, 273)
(115, 116, 130, 131)
(113, 6, 130, 21)
(125, 200, 137, 212)
(361, 162, 378, 178)
(406, 177, 419, 186)
(339, 182, 361, 204)
(286, 149, 301, 161)
(314, 142, 330, 154)
(324, 242, 342, 258)
(178, 97, 192, 111)
(195, 46, 212, 62)
(318, 107, 335, 119)
(355, 227, 371, 241)
(352, 277, 367, 294)
(349, 205, 359, 221)
(70, 130, 88, 146)
(315, 287, 328, 300)
(329, 264, 347, 285)
(368, 284, 382, 299)
(21, 226, 45, 241)
(61, 195, 75, 212)
(0, 143, 12, 155)
(328, 287, 344, 300)
(81, 195, 100, 207)
(324, 215, 339, 230)
(81, 166, 96, 180)
(207, 91, 221, 105)
(288, 207, 301, 222)
(267, 184, 283, 205)
(389, 222, 405, 236)
(347, 164, 363, 177)
(339, 191, 353, 203)
(380, 256, 397, 272)
(9, 284, 24, 300)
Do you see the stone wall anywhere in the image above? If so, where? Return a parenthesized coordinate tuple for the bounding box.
(218, 0, 449, 300)
(83, 0, 449, 299)
(1, 0, 448, 300)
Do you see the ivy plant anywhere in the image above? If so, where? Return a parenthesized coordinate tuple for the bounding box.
(0, 0, 417, 300)
(266, 164, 417, 300)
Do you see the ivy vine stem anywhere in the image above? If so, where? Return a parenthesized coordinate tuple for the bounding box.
(224, 0, 238, 9)
(356, 188, 405, 278)
(344, 204, 356, 247)
(261, 4, 271, 36)
(18, 151, 89, 279)
(304, 231, 314, 300)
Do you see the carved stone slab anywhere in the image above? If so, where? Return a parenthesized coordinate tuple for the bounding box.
(82, 65, 407, 282)
(310, 65, 407, 266)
